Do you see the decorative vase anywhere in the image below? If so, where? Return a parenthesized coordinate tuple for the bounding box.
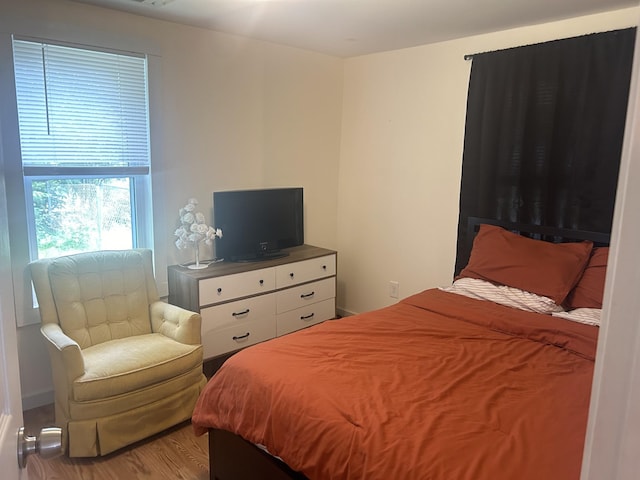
(188, 243, 208, 270)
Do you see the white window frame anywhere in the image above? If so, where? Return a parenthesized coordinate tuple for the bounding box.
(22, 172, 153, 260)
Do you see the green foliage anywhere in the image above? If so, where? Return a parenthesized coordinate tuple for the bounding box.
(31, 178, 133, 259)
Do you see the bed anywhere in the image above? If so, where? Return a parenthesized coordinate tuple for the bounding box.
(191, 218, 610, 480)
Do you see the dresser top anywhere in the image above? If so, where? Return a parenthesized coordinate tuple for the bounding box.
(168, 244, 336, 280)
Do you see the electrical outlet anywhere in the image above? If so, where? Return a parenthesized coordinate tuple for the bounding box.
(389, 281, 399, 299)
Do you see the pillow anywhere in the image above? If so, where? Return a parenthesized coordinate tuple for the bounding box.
(552, 308, 602, 327)
(458, 224, 593, 305)
(564, 247, 609, 309)
(441, 278, 564, 314)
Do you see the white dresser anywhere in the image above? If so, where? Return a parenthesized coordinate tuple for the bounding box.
(168, 245, 337, 360)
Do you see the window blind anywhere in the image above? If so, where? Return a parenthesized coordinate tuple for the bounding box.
(12, 39, 150, 173)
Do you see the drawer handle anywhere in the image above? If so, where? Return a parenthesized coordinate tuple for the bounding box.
(300, 291, 315, 299)
(300, 313, 315, 321)
(232, 309, 250, 317)
(217, 287, 222, 294)
(322, 265, 327, 270)
(259, 279, 264, 285)
(289, 272, 294, 279)
(233, 333, 250, 341)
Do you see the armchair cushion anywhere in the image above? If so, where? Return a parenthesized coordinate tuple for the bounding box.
(74, 333, 203, 402)
(47, 250, 154, 348)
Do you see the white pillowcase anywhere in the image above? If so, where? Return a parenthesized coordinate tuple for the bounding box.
(440, 277, 564, 314)
(552, 308, 602, 327)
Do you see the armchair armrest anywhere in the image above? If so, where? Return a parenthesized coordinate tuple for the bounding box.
(150, 301, 202, 345)
(40, 323, 85, 387)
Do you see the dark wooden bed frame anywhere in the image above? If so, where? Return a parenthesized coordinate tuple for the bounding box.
(206, 217, 611, 480)
(209, 428, 307, 480)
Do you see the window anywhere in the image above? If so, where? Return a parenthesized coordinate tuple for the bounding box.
(12, 39, 152, 260)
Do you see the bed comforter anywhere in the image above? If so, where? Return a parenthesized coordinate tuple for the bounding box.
(192, 288, 598, 480)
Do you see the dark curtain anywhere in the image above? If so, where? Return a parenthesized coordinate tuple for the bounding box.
(455, 28, 636, 275)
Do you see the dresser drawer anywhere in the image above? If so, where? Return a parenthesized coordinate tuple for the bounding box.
(276, 277, 335, 314)
(200, 294, 276, 358)
(276, 298, 336, 336)
(275, 254, 336, 288)
(199, 267, 276, 306)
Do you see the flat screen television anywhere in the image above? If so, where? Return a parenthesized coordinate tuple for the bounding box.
(213, 187, 304, 262)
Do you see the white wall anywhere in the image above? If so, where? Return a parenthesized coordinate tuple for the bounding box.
(337, 7, 639, 316)
(0, 0, 343, 408)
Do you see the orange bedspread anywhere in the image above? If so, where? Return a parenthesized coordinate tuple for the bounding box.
(192, 289, 598, 480)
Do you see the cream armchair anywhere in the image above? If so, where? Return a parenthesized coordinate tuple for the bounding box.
(29, 249, 207, 457)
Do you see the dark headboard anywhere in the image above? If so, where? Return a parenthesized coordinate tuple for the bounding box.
(454, 217, 611, 276)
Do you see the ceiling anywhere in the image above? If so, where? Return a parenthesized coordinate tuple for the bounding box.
(72, 0, 638, 57)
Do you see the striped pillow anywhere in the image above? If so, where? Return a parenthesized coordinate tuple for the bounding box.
(441, 278, 564, 314)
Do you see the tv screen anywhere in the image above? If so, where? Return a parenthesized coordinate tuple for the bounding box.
(213, 188, 304, 262)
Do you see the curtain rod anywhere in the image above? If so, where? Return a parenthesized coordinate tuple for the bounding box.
(464, 44, 522, 61)
(463, 27, 635, 61)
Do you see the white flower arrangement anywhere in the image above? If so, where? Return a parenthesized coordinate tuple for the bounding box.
(174, 198, 222, 252)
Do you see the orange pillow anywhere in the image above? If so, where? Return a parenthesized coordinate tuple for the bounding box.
(458, 224, 593, 305)
(564, 247, 609, 309)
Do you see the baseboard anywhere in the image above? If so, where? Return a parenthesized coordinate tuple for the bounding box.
(336, 307, 356, 318)
(22, 389, 54, 412)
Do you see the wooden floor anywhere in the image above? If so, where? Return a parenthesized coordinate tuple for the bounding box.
(22, 404, 209, 480)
